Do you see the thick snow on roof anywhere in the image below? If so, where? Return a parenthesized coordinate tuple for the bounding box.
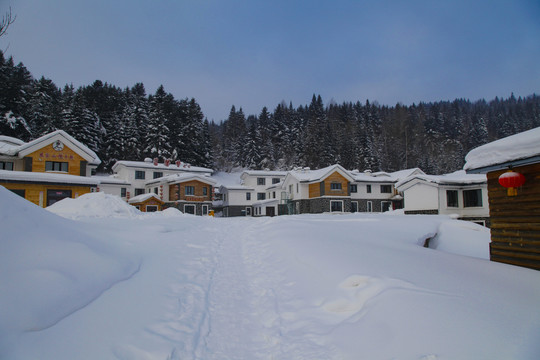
(0, 169, 99, 185)
(395, 170, 486, 189)
(0, 135, 25, 155)
(242, 170, 288, 177)
(128, 192, 162, 204)
(114, 160, 212, 173)
(289, 164, 351, 182)
(145, 172, 216, 186)
(212, 171, 244, 188)
(464, 126, 540, 171)
(91, 175, 130, 185)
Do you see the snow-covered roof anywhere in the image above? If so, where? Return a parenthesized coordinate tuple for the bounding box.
(0, 135, 25, 156)
(145, 172, 216, 186)
(348, 168, 424, 183)
(0, 130, 101, 165)
(91, 175, 131, 185)
(287, 164, 353, 183)
(219, 185, 253, 192)
(211, 171, 243, 188)
(128, 192, 163, 204)
(395, 170, 486, 190)
(241, 170, 288, 177)
(0, 169, 100, 185)
(113, 160, 213, 174)
(464, 126, 540, 173)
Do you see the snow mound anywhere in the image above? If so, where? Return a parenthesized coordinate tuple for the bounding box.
(431, 220, 491, 259)
(47, 192, 142, 219)
(0, 186, 140, 349)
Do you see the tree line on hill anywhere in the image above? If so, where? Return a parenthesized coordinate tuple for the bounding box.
(1, 50, 539, 174)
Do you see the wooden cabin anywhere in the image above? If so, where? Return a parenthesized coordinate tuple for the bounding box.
(465, 127, 540, 270)
(128, 193, 164, 212)
(0, 131, 100, 207)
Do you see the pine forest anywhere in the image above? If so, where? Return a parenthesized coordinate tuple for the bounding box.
(1, 51, 539, 174)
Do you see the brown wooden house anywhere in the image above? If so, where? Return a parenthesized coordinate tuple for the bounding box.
(128, 193, 164, 212)
(465, 127, 540, 270)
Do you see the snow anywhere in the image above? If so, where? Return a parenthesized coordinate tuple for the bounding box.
(47, 191, 141, 219)
(464, 126, 540, 171)
(113, 160, 213, 174)
(127, 192, 161, 204)
(2, 186, 540, 359)
(395, 170, 486, 189)
(0, 169, 100, 185)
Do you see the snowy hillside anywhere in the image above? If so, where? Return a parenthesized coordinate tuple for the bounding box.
(1, 187, 540, 359)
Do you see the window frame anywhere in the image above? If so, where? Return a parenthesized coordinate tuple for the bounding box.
(184, 204, 196, 214)
(463, 189, 483, 208)
(121, 188, 127, 197)
(0, 161, 14, 170)
(257, 192, 266, 201)
(380, 184, 392, 193)
(330, 200, 344, 213)
(446, 189, 459, 208)
(367, 201, 373, 212)
(153, 171, 163, 179)
(350, 184, 358, 193)
(381, 201, 392, 212)
(272, 178, 281, 184)
(185, 186, 195, 196)
(330, 182, 342, 191)
(134, 188, 145, 196)
(257, 177, 266, 186)
(366, 184, 372, 193)
(246, 192, 251, 201)
(146, 205, 158, 212)
(135, 170, 145, 180)
(45, 161, 68, 172)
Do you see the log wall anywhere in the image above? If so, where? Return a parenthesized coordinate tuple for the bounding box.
(488, 163, 540, 270)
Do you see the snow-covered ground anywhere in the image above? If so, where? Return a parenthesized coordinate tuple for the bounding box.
(1, 187, 540, 359)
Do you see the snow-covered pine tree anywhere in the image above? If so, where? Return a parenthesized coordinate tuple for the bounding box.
(144, 85, 171, 159)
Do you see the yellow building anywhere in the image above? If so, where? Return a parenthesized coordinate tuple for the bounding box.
(0, 130, 101, 207)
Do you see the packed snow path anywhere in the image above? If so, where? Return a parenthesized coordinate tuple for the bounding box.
(3, 190, 540, 359)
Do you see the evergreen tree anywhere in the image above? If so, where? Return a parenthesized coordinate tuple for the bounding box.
(144, 85, 171, 159)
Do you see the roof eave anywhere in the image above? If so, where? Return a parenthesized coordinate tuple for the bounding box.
(465, 155, 540, 174)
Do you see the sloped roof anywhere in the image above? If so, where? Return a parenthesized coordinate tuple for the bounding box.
(395, 170, 486, 190)
(0, 130, 101, 165)
(464, 126, 540, 172)
(113, 160, 212, 174)
(287, 164, 354, 183)
(145, 172, 217, 186)
(128, 192, 163, 204)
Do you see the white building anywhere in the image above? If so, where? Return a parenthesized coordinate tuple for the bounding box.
(395, 170, 489, 225)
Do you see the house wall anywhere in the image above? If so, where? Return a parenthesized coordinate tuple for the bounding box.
(164, 201, 212, 216)
(308, 171, 349, 198)
(487, 163, 540, 270)
(403, 183, 439, 212)
(169, 180, 213, 202)
(437, 185, 489, 219)
(222, 189, 252, 207)
(0, 181, 94, 207)
(25, 143, 87, 176)
(351, 182, 396, 200)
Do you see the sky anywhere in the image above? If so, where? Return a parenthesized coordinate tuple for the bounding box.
(1, 0, 539, 121)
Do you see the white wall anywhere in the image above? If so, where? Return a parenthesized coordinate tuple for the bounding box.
(351, 182, 395, 200)
(403, 183, 439, 211)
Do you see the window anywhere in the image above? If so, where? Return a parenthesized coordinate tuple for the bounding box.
(330, 183, 342, 190)
(381, 201, 392, 212)
(246, 192, 251, 201)
(366, 184, 372, 193)
(350, 184, 358, 193)
(45, 161, 68, 172)
(135, 170, 145, 179)
(272, 178, 281, 184)
(146, 205, 158, 212)
(153, 171, 163, 179)
(257, 192, 266, 200)
(351, 201, 358, 213)
(9, 189, 25, 198)
(296, 183, 299, 193)
(203, 187, 208, 196)
(121, 188, 127, 197)
(46, 189, 72, 206)
(135, 188, 145, 196)
(154, 187, 158, 194)
(257, 178, 266, 186)
(367, 201, 373, 212)
(463, 189, 483, 207)
(0, 161, 14, 170)
(273, 191, 276, 199)
(185, 186, 195, 196)
(246, 207, 252, 216)
(446, 190, 459, 207)
(184, 204, 196, 214)
(289, 185, 293, 194)
(330, 200, 343, 212)
(380, 185, 392, 193)
(202, 205, 209, 216)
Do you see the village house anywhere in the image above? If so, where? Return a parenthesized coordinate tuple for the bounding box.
(464, 126, 540, 270)
(282, 164, 355, 214)
(128, 193, 164, 212)
(145, 172, 216, 215)
(111, 159, 213, 201)
(395, 170, 489, 225)
(0, 130, 101, 207)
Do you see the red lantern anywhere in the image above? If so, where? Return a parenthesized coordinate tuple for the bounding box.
(176, 160, 181, 167)
(165, 159, 171, 167)
(498, 170, 525, 196)
(153, 157, 159, 166)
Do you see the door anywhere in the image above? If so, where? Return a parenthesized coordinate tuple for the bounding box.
(266, 206, 275, 217)
(47, 189, 72, 206)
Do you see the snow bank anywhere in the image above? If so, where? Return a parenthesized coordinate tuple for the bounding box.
(0, 186, 140, 355)
(47, 191, 142, 219)
(430, 220, 491, 259)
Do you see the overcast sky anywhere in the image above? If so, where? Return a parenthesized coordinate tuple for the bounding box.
(2, 0, 539, 121)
